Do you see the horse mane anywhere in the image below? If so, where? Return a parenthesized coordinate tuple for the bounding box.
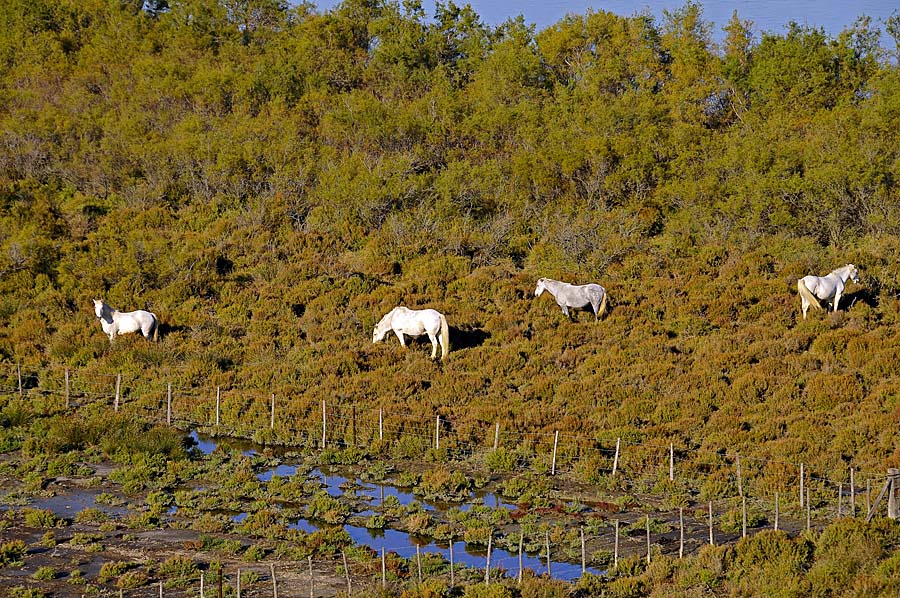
(375, 307, 397, 329)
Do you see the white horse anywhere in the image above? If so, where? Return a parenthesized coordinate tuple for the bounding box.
(797, 264, 860, 319)
(535, 277, 608, 320)
(373, 306, 450, 360)
(93, 299, 159, 341)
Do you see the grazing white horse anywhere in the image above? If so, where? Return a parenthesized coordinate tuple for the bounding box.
(797, 264, 860, 320)
(373, 306, 450, 360)
(93, 299, 159, 341)
(535, 277, 608, 320)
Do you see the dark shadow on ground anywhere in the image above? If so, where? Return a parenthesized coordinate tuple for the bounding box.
(450, 326, 490, 350)
(842, 288, 878, 310)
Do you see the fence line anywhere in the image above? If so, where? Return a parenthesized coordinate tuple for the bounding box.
(2, 363, 896, 528)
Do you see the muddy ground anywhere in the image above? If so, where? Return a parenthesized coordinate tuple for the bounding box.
(0, 435, 807, 597)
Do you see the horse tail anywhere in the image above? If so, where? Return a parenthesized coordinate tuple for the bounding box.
(151, 313, 160, 341)
(439, 314, 450, 360)
(797, 279, 822, 311)
(598, 289, 608, 318)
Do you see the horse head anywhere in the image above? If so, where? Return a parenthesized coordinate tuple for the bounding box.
(372, 309, 395, 343)
(93, 299, 106, 319)
(534, 278, 547, 297)
(847, 264, 860, 284)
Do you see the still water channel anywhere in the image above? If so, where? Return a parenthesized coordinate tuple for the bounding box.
(189, 430, 604, 581)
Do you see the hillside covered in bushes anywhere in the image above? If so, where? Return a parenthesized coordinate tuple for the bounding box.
(3, 0, 900, 484)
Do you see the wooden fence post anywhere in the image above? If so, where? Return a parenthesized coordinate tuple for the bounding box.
(270, 393, 275, 430)
(215, 387, 220, 426)
(270, 563, 277, 598)
(737, 455, 743, 497)
(551, 430, 559, 475)
(517, 534, 523, 584)
(850, 468, 855, 517)
(679, 507, 684, 558)
(218, 567, 223, 598)
(167, 383, 172, 426)
(351, 405, 357, 447)
(888, 468, 899, 519)
(236, 569, 241, 598)
(64, 368, 70, 409)
(494, 422, 500, 450)
(381, 548, 386, 589)
(484, 532, 491, 585)
(800, 463, 805, 508)
(321, 399, 326, 449)
(581, 527, 586, 574)
(867, 475, 892, 521)
(614, 519, 619, 569)
(646, 515, 651, 564)
(669, 443, 674, 481)
(545, 530, 551, 577)
(17, 363, 22, 397)
(307, 557, 313, 598)
(342, 550, 351, 595)
(115, 374, 121, 412)
(379, 407, 383, 441)
(709, 502, 714, 545)
(450, 538, 455, 586)
(435, 415, 440, 450)
(200, 572, 204, 598)
(612, 437, 621, 476)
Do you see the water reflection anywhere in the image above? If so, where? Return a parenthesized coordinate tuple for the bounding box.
(287, 518, 319, 533)
(189, 430, 257, 457)
(309, 468, 348, 497)
(32, 492, 129, 518)
(257, 464, 298, 482)
(187, 432, 603, 581)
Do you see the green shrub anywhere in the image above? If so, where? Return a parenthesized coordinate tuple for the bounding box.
(158, 556, 199, 587)
(7, 587, 46, 598)
(98, 561, 131, 583)
(305, 493, 350, 524)
(32, 566, 56, 581)
(244, 544, 266, 561)
(22, 508, 58, 528)
(75, 508, 109, 524)
(1, 539, 27, 566)
(117, 570, 150, 589)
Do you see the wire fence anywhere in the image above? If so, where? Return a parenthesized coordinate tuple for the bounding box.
(1, 361, 898, 595)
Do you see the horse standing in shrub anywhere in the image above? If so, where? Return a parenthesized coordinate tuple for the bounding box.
(797, 264, 860, 319)
(373, 306, 450, 360)
(93, 299, 159, 341)
(534, 277, 608, 320)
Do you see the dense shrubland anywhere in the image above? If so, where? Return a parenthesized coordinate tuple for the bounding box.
(2, 0, 900, 546)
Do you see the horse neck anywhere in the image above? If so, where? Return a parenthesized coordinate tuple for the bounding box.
(833, 266, 852, 282)
(542, 279, 565, 295)
(376, 309, 396, 331)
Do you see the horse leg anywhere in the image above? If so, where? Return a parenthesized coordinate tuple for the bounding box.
(427, 333, 438, 359)
(394, 330, 406, 347)
(801, 297, 808, 320)
(833, 290, 842, 312)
